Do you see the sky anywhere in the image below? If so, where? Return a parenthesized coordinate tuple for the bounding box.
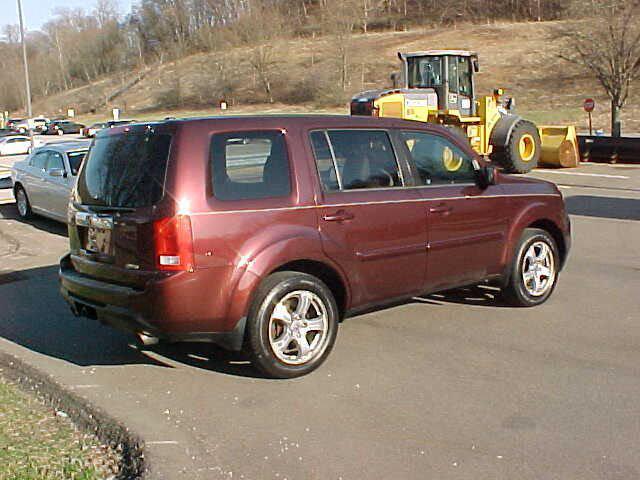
(0, 0, 134, 33)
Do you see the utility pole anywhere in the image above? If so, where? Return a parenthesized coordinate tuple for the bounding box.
(17, 0, 34, 147)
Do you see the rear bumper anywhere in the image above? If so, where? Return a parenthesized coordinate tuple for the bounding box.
(58, 254, 246, 350)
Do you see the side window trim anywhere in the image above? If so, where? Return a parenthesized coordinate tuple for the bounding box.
(323, 130, 343, 190)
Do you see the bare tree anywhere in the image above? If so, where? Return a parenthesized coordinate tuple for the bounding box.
(560, 0, 640, 136)
(322, 0, 359, 92)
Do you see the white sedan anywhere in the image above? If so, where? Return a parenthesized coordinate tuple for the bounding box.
(0, 136, 40, 156)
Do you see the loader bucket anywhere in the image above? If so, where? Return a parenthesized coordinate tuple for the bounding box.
(537, 125, 580, 168)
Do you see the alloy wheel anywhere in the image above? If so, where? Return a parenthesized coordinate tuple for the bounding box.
(268, 290, 330, 365)
(521, 241, 555, 297)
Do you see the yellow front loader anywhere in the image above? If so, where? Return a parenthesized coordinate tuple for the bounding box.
(351, 50, 579, 173)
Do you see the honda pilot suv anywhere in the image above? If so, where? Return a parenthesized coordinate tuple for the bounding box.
(60, 115, 571, 378)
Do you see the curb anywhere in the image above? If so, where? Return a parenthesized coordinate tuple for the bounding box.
(0, 351, 146, 479)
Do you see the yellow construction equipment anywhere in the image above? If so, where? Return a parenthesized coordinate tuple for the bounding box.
(351, 50, 579, 173)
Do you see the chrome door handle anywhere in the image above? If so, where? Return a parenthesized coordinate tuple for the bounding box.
(323, 210, 354, 222)
(429, 205, 452, 215)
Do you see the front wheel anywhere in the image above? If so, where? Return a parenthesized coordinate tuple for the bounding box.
(245, 271, 339, 378)
(57, 129, 64, 136)
(15, 185, 33, 219)
(502, 228, 559, 306)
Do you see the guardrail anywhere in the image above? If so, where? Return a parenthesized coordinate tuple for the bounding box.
(578, 135, 640, 164)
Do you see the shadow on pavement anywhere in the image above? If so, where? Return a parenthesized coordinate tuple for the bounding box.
(0, 264, 267, 377)
(0, 204, 68, 237)
(0, 265, 168, 368)
(151, 343, 270, 379)
(418, 284, 509, 308)
(565, 195, 640, 221)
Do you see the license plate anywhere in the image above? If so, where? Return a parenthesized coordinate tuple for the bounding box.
(78, 213, 113, 254)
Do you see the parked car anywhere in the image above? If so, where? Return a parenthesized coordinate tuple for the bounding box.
(11, 142, 88, 222)
(31, 117, 50, 133)
(83, 122, 108, 138)
(12, 119, 30, 134)
(82, 120, 136, 138)
(59, 116, 571, 378)
(0, 135, 40, 156)
(11, 117, 49, 134)
(43, 120, 85, 135)
(6, 118, 23, 129)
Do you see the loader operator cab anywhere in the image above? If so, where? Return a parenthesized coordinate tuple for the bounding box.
(400, 51, 479, 116)
(351, 49, 580, 174)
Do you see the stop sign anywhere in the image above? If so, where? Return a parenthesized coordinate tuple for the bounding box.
(583, 98, 596, 112)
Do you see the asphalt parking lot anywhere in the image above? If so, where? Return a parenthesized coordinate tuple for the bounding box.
(0, 159, 639, 479)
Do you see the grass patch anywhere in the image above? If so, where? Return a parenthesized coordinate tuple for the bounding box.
(0, 376, 120, 479)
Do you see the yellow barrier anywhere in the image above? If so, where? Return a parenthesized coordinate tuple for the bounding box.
(537, 125, 580, 168)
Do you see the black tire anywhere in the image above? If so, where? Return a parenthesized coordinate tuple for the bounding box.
(496, 121, 540, 174)
(502, 228, 559, 307)
(14, 184, 33, 219)
(245, 271, 339, 378)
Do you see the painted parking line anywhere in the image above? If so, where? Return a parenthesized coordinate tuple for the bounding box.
(534, 170, 629, 179)
(146, 440, 180, 446)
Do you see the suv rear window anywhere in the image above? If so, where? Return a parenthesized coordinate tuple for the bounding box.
(76, 132, 171, 208)
(211, 130, 291, 201)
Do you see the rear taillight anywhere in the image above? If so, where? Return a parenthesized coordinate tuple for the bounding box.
(153, 215, 195, 271)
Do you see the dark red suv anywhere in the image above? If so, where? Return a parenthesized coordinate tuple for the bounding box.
(60, 115, 570, 378)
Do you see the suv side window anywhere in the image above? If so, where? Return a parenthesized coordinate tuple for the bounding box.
(310, 129, 402, 191)
(211, 130, 291, 201)
(30, 151, 48, 170)
(45, 152, 64, 172)
(400, 131, 476, 185)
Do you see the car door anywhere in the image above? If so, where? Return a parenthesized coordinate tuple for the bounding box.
(43, 151, 71, 220)
(4, 138, 22, 155)
(21, 150, 49, 210)
(17, 138, 31, 154)
(399, 130, 509, 292)
(310, 129, 427, 308)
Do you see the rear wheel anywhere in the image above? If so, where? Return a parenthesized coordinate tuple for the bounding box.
(497, 121, 540, 174)
(15, 185, 32, 219)
(245, 271, 339, 378)
(502, 228, 559, 306)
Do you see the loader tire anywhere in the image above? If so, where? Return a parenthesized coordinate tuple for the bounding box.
(498, 121, 540, 174)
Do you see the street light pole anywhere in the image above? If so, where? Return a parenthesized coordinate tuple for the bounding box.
(17, 0, 34, 147)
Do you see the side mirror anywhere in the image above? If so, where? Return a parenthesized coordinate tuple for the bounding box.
(48, 168, 66, 178)
(475, 165, 497, 189)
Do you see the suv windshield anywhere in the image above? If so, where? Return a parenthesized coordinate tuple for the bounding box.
(76, 131, 171, 208)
